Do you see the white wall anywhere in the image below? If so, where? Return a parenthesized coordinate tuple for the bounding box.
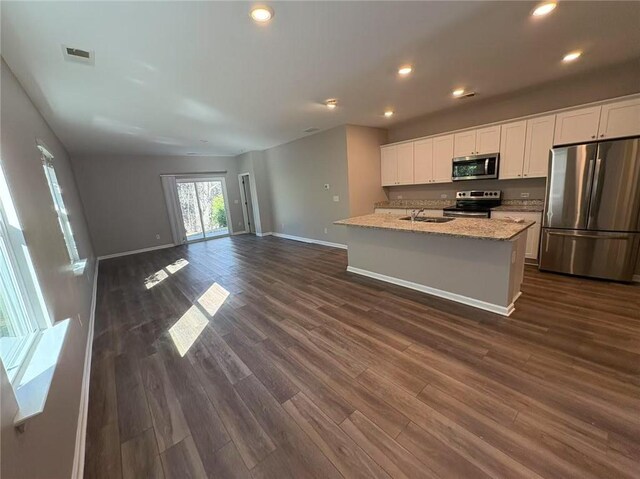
(1, 59, 96, 479)
(70, 154, 246, 257)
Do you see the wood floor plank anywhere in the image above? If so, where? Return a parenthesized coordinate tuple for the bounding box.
(283, 392, 391, 479)
(86, 236, 640, 479)
(120, 428, 164, 479)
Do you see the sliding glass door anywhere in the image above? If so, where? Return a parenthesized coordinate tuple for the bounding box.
(176, 178, 229, 242)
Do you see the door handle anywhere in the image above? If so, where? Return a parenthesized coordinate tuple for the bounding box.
(548, 232, 629, 241)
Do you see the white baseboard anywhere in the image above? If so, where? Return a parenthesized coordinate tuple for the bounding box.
(633, 274, 640, 283)
(97, 243, 174, 260)
(71, 259, 99, 479)
(271, 232, 347, 250)
(346, 265, 516, 316)
(256, 231, 272, 237)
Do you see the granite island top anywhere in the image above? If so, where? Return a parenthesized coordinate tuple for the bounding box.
(375, 199, 544, 213)
(335, 214, 534, 241)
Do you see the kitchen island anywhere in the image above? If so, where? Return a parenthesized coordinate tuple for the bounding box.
(335, 214, 534, 316)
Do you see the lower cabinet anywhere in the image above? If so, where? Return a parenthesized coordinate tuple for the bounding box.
(492, 211, 542, 261)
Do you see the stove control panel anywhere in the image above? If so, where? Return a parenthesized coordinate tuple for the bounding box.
(456, 190, 501, 200)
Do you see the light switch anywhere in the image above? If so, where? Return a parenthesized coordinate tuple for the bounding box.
(333, 195, 339, 202)
(520, 192, 530, 198)
(324, 184, 330, 190)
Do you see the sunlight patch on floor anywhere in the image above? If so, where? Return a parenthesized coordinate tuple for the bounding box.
(168, 305, 208, 357)
(144, 259, 190, 289)
(197, 282, 230, 317)
(166, 258, 189, 274)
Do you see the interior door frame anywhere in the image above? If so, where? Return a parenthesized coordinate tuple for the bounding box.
(238, 172, 256, 234)
(175, 176, 233, 243)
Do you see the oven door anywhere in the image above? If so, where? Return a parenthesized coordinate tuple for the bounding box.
(452, 154, 499, 181)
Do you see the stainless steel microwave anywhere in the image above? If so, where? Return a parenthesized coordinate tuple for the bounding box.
(452, 153, 499, 181)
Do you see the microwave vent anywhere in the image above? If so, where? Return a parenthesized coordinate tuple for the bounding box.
(62, 45, 95, 65)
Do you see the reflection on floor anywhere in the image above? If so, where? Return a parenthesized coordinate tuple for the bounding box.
(85, 235, 640, 479)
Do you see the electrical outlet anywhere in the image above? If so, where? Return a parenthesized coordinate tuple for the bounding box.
(234, 199, 239, 204)
(397, 195, 403, 200)
(324, 227, 328, 234)
(155, 234, 160, 240)
(440, 194, 448, 199)
(324, 184, 330, 190)
(520, 192, 530, 198)
(333, 195, 339, 202)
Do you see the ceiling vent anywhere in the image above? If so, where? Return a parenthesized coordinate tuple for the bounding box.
(456, 91, 476, 99)
(304, 127, 320, 133)
(62, 45, 95, 65)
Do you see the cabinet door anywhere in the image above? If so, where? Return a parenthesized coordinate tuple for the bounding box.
(476, 125, 501, 155)
(598, 98, 640, 140)
(413, 138, 434, 184)
(499, 121, 526, 179)
(381, 146, 398, 186)
(523, 115, 555, 178)
(554, 106, 601, 145)
(453, 131, 476, 157)
(396, 143, 415, 185)
(493, 211, 542, 260)
(432, 134, 454, 183)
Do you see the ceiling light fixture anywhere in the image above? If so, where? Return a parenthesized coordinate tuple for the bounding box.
(398, 65, 413, 76)
(452, 88, 465, 97)
(562, 50, 582, 62)
(384, 110, 394, 118)
(532, 1, 557, 17)
(250, 5, 273, 23)
(325, 99, 338, 110)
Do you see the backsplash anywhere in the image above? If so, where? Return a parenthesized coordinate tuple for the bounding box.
(385, 177, 546, 201)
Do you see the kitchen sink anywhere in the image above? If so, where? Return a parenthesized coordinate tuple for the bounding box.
(399, 216, 454, 223)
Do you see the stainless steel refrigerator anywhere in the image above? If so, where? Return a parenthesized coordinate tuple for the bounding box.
(539, 137, 640, 281)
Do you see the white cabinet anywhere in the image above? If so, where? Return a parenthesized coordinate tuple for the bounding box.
(554, 106, 601, 145)
(454, 126, 500, 157)
(381, 143, 414, 186)
(499, 121, 527, 180)
(598, 98, 640, 140)
(414, 135, 454, 184)
(453, 130, 476, 157)
(433, 135, 454, 183)
(492, 211, 542, 261)
(414, 138, 434, 184)
(500, 116, 555, 180)
(476, 126, 501, 155)
(523, 115, 555, 178)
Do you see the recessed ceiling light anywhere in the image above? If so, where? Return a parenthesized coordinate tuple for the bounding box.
(325, 99, 338, 110)
(250, 5, 273, 23)
(398, 65, 413, 76)
(452, 88, 465, 97)
(384, 110, 394, 118)
(563, 51, 582, 62)
(532, 1, 557, 17)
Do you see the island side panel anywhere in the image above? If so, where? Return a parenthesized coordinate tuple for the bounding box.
(345, 227, 520, 314)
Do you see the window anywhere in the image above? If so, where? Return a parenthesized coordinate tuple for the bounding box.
(38, 143, 80, 264)
(0, 161, 49, 383)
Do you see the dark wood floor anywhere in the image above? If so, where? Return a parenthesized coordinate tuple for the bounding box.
(85, 235, 640, 479)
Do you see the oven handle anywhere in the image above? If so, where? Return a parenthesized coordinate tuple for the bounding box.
(443, 211, 489, 218)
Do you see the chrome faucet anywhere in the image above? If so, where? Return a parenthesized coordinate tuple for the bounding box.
(411, 208, 425, 221)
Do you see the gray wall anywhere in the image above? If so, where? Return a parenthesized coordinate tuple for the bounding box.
(1, 59, 96, 479)
(388, 59, 640, 143)
(71, 154, 246, 257)
(263, 126, 350, 245)
(235, 151, 273, 234)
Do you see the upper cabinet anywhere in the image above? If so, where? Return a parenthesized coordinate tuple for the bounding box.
(382, 96, 640, 187)
(554, 106, 601, 145)
(500, 116, 555, 179)
(598, 98, 640, 140)
(454, 126, 500, 157)
(381, 143, 414, 186)
(414, 135, 454, 184)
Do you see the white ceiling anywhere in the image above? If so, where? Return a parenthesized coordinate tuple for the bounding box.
(2, 1, 639, 157)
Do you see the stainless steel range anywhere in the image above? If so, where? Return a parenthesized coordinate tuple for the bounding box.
(443, 190, 501, 218)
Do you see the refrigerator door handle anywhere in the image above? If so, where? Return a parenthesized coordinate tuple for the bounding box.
(587, 157, 604, 227)
(547, 231, 631, 241)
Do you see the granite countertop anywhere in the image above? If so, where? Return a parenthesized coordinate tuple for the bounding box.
(375, 199, 544, 213)
(335, 214, 534, 241)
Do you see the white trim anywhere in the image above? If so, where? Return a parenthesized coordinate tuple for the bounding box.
(346, 265, 516, 316)
(256, 232, 272, 237)
(633, 274, 640, 283)
(71, 259, 99, 479)
(271, 232, 347, 250)
(97, 243, 174, 260)
(382, 93, 640, 147)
